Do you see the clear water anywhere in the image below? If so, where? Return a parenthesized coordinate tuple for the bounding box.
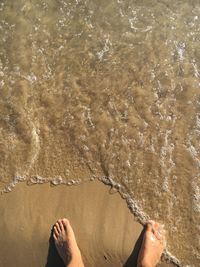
(0, 1, 200, 266)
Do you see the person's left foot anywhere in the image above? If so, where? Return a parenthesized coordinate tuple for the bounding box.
(53, 218, 85, 267)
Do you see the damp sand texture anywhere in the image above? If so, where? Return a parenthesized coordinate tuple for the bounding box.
(0, 1, 200, 267)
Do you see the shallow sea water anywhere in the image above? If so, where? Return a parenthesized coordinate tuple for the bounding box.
(0, 0, 200, 266)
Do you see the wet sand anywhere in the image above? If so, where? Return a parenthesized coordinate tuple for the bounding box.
(0, 180, 174, 267)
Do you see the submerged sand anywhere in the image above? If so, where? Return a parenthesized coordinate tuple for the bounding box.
(0, 180, 173, 267)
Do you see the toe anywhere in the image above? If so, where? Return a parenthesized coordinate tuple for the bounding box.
(62, 218, 70, 230)
(53, 232, 58, 241)
(53, 225, 59, 237)
(55, 222, 61, 233)
(152, 222, 166, 241)
(153, 221, 160, 230)
(146, 220, 154, 232)
(62, 218, 69, 224)
(58, 219, 64, 232)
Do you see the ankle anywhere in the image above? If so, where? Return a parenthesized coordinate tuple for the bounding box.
(69, 254, 84, 267)
(137, 261, 153, 267)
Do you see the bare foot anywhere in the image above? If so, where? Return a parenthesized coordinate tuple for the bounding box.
(53, 218, 85, 267)
(137, 220, 166, 267)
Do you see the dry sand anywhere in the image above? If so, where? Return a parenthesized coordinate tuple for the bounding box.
(0, 180, 174, 267)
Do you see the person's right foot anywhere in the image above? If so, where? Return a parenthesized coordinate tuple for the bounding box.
(53, 218, 85, 267)
(137, 220, 166, 267)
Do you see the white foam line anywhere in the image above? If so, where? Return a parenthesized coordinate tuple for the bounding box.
(0, 175, 84, 194)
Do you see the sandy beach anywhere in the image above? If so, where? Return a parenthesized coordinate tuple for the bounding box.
(1, 1, 200, 266)
(0, 180, 174, 267)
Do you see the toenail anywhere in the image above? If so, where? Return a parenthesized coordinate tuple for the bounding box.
(148, 220, 155, 226)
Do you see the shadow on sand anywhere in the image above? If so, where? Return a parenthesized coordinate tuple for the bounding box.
(45, 228, 71, 267)
(123, 226, 145, 267)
